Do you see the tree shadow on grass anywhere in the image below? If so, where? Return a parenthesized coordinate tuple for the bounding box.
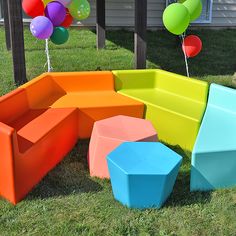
(163, 143, 212, 207)
(27, 140, 103, 201)
(104, 29, 236, 77)
(27, 139, 212, 207)
(166, 171, 213, 207)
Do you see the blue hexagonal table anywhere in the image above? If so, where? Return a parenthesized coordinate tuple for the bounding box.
(107, 142, 182, 209)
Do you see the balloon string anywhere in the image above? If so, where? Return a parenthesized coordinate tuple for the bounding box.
(45, 39, 53, 72)
(181, 34, 190, 78)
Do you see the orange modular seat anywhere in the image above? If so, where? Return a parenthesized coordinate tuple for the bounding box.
(0, 88, 78, 204)
(20, 71, 144, 138)
(0, 71, 144, 204)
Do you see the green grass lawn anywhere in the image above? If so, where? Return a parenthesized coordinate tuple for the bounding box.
(0, 27, 236, 235)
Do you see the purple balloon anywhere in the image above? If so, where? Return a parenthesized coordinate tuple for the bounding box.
(45, 1, 66, 26)
(30, 16, 53, 40)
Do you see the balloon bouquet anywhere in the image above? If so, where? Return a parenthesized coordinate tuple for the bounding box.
(22, 0, 91, 71)
(163, 0, 203, 77)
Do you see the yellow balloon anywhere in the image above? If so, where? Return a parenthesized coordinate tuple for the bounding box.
(43, 0, 72, 7)
(43, 0, 53, 6)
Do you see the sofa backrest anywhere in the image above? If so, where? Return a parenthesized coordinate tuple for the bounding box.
(114, 69, 209, 104)
(155, 70, 209, 104)
(0, 88, 29, 124)
(20, 74, 66, 108)
(207, 84, 236, 112)
(114, 69, 157, 90)
(51, 71, 114, 92)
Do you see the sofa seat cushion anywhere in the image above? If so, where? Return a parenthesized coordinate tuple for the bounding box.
(118, 89, 205, 121)
(49, 91, 143, 109)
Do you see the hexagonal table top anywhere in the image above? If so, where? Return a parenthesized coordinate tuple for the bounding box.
(107, 142, 182, 175)
(95, 115, 157, 141)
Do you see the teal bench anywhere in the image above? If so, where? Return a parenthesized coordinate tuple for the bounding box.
(191, 84, 236, 191)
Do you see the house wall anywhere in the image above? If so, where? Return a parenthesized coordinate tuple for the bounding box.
(0, 0, 236, 28)
(212, 0, 236, 26)
(81, 0, 236, 28)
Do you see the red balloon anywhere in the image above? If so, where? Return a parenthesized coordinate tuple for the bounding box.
(182, 35, 202, 58)
(60, 9, 73, 28)
(22, 0, 45, 18)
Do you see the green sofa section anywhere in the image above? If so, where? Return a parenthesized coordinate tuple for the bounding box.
(113, 69, 209, 151)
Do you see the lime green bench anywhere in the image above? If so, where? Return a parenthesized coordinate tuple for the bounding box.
(113, 69, 209, 151)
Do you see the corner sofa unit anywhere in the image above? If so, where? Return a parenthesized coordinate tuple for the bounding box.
(0, 71, 144, 204)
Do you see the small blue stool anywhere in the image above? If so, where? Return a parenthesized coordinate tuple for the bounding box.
(107, 142, 182, 209)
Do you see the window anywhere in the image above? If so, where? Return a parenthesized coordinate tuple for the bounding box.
(166, 0, 213, 24)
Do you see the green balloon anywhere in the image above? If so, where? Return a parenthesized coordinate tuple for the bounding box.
(68, 0, 90, 20)
(183, 0, 202, 22)
(50, 27, 69, 45)
(163, 3, 190, 35)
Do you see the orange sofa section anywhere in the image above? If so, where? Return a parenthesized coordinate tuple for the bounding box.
(0, 88, 78, 204)
(21, 71, 144, 138)
(0, 71, 144, 204)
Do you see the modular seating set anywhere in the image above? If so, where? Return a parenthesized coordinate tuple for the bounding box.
(88, 115, 183, 209)
(0, 69, 235, 208)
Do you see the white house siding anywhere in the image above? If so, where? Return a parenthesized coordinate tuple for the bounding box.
(212, 0, 236, 26)
(0, 0, 236, 27)
(80, 0, 236, 28)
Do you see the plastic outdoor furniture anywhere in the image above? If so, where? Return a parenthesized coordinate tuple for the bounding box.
(191, 84, 236, 191)
(0, 88, 78, 204)
(21, 71, 144, 138)
(107, 142, 182, 209)
(88, 115, 157, 178)
(113, 69, 209, 151)
(0, 71, 144, 204)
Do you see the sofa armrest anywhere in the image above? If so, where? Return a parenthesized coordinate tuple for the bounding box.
(0, 122, 17, 204)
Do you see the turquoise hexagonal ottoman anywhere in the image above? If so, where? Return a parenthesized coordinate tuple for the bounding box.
(107, 142, 182, 209)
